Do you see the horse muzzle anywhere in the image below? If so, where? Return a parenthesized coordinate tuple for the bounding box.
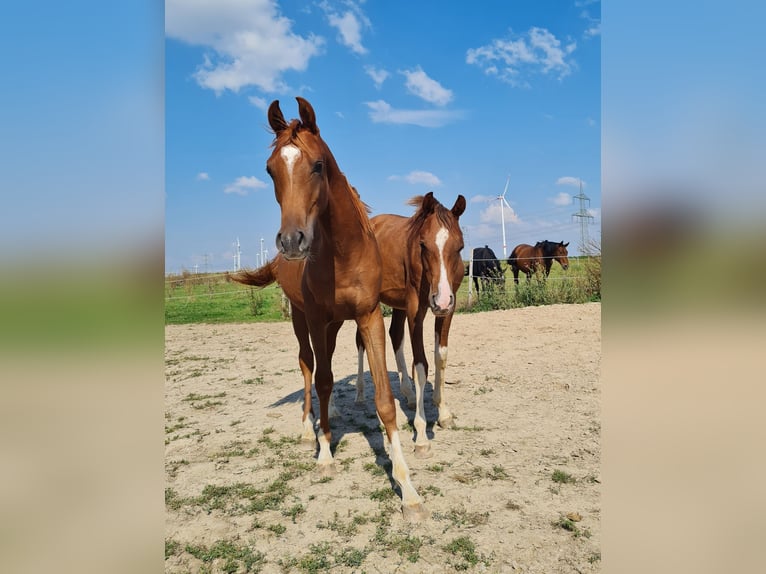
(276, 230, 310, 260)
(429, 293, 455, 316)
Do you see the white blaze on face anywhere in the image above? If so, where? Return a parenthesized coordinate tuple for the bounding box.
(280, 145, 301, 180)
(434, 226, 452, 309)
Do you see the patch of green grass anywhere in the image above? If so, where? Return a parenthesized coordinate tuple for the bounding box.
(553, 515, 592, 538)
(552, 469, 576, 484)
(479, 448, 495, 456)
(488, 464, 509, 480)
(363, 461, 387, 477)
(282, 503, 305, 523)
(183, 392, 226, 402)
(390, 533, 423, 563)
(434, 506, 489, 528)
(165, 538, 180, 559)
(369, 487, 396, 502)
(334, 547, 368, 567)
(243, 376, 265, 385)
(268, 523, 286, 535)
(316, 511, 358, 537)
(297, 542, 332, 574)
(444, 536, 480, 570)
(426, 463, 445, 472)
(184, 539, 264, 573)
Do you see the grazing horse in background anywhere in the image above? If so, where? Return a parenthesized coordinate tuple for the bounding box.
(355, 192, 466, 458)
(508, 240, 570, 284)
(258, 97, 426, 520)
(471, 245, 505, 293)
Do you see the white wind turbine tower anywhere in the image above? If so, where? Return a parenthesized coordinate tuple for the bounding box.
(497, 175, 512, 259)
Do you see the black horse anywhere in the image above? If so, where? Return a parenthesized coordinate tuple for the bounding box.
(471, 245, 505, 293)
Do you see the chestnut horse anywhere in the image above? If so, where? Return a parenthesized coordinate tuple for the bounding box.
(232, 192, 466, 458)
(508, 240, 570, 284)
(355, 192, 466, 458)
(258, 97, 426, 520)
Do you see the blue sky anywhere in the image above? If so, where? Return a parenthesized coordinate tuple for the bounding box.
(165, 0, 601, 273)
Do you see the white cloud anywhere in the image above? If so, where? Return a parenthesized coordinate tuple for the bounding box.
(551, 192, 572, 206)
(365, 65, 389, 89)
(389, 170, 442, 187)
(479, 200, 521, 225)
(224, 175, 268, 195)
(556, 176, 585, 188)
(470, 194, 495, 204)
(364, 100, 463, 128)
(197, 172, 210, 181)
(165, 0, 324, 94)
(401, 67, 453, 106)
(327, 10, 367, 54)
(584, 23, 601, 38)
(466, 27, 576, 87)
(248, 95, 268, 110)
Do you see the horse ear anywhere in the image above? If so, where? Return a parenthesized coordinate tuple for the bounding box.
(452, 195, 466, 218)
(563, 241, 569, 247)
(421, 191, 436, 213)
(268, 100, 288, 134)
(296, 97, 318, 134)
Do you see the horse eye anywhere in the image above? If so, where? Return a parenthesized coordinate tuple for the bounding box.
(311, 161, 323, 174)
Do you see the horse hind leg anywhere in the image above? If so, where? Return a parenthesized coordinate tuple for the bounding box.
(408, 312, 432, 459)
(390, 309, 415, 408)
(354, 328, 366, 405)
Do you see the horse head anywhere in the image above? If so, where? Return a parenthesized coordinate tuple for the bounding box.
(553, 241, 570, 270)
(408, 192, 466, 316)
(267, 97, 331, 260)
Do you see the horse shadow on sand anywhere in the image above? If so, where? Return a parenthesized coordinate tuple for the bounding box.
(268, 370, 439, 491)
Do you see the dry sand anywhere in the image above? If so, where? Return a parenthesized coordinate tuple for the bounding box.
(165, 302, 600, 573)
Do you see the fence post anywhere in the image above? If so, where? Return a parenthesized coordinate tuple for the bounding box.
(467, 251, 474, 307)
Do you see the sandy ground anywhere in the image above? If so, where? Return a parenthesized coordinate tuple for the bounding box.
(165, 303, 600, 573)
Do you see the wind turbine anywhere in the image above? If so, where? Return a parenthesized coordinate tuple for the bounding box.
(497, 175, 512, 259)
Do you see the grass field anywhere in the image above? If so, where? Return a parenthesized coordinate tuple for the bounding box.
(165, 256, 600, 325)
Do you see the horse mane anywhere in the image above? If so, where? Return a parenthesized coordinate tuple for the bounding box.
(273, 119, 373, 234)
(405, 195, 459, 245)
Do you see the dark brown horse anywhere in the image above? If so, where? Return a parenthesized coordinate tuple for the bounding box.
(249, 97, 426, 520)
(508, 240, 570, 284)
(355, 192, 466, 458)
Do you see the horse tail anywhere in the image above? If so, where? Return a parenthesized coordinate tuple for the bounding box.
(227, 258, 278, 288)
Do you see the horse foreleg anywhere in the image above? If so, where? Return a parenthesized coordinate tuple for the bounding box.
(358, 307, 428, 521)
(306, 317, 337, 477)
(433, 314, 455, 428)
(290, 307, 316, 449)
(390, 309, 415, 408)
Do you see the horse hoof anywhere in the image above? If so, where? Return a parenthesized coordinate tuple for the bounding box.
(314, 463, 336, 480)
(402, 503, 430, 523)
(413, 444, 433, 459)
(437, 416, 455, 429)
